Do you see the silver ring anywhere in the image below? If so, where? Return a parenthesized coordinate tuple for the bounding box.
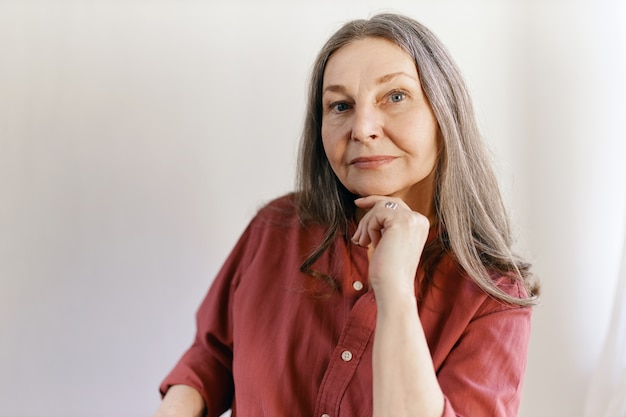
(384, 201, 398, 210)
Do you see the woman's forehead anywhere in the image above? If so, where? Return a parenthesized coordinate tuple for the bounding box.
(322, 38, 418, 89)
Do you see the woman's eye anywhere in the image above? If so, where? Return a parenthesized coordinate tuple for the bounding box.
(389, 92, 405, 103)
(332, 102, 351, 112)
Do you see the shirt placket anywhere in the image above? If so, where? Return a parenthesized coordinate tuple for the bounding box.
(314, 291, 377, 417)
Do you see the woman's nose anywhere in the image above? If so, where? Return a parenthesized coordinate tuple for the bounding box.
(350, 105, 382, 142)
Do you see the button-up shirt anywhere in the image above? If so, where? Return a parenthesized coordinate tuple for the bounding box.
(160, 195, 532, 416)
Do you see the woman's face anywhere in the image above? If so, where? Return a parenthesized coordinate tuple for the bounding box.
(321, 37, 439, 212)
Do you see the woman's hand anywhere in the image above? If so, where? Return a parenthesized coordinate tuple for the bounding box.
(352, 195, 431, 302)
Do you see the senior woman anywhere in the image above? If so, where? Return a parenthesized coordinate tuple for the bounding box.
(153, 13, 539, 417)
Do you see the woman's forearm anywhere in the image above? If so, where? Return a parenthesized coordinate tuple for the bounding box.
(373, 293, 444, 417)
(152, 384, 206, 417)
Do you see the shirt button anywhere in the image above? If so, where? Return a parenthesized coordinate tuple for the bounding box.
(322, 414, 330, 417)
(341, 350, 353, 361)
(352, 280, 364, 291)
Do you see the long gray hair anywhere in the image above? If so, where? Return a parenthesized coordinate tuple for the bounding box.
(295, 13, 539, 306)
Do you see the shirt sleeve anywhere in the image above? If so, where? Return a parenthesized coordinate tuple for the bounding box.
(438, 289, 532, 417)
(159, 219, 258, 416)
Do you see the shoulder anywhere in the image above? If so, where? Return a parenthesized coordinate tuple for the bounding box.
(246, 193, 303, 235)
(254, 193, 298, 223)
(220, 194, 306, 280)
(427, 253, 531, 315)
(491, 273, 529, 301)
(243, 193, 325, 246)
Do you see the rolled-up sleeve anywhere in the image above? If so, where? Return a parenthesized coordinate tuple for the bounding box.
(438, 294, 532, 416)
(159, 220, 258, 416)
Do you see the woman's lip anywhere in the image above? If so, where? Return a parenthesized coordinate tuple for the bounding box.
(349, 155, 397, 168)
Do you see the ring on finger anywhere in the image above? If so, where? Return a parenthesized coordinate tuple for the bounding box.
(384, 201, 398, 210)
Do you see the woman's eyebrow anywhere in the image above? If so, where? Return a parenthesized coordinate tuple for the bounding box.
(322, 84, 349, 95)
(376, 71, 418, 84)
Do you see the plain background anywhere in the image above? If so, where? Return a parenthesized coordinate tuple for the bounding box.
(1, 1, 625, 416)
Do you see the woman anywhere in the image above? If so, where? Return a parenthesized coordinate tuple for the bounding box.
(153, 13, 539, 417)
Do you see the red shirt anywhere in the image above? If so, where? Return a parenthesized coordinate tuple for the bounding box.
(160, 195, 532, 416)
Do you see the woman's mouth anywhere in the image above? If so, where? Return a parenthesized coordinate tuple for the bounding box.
(349, 155, 397, 169)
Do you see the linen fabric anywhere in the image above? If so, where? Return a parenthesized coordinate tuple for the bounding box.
(160, 194, 531, 417)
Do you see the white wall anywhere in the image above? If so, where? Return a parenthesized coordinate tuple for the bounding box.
(519, 2, 626, 416)
(0, 1, 624, 416)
